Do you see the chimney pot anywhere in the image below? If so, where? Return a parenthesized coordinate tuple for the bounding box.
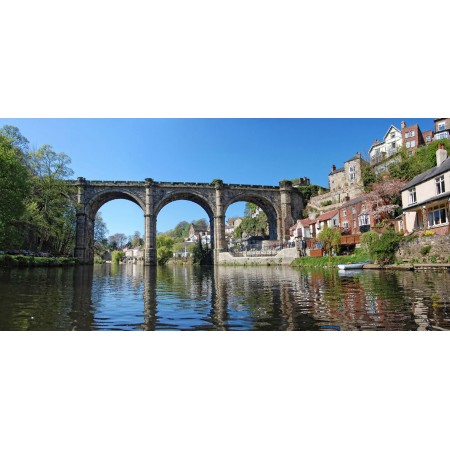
(436, 145, 447, 166)
(331, 164, 336, 172)
(401, 121, 406, 129)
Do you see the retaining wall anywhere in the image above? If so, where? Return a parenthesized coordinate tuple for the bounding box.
(396, 234, 450, 263)
(218, 247, 298, 266)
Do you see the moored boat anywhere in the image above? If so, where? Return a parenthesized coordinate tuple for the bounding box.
(337, 262, 369, 270)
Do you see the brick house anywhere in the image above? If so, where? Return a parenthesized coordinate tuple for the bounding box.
(401, 144, 450, 235)
(434, 118, 450, 141)
(338, 196, 374, 235)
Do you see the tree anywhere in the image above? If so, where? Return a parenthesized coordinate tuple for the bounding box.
(94, 212, 109, 242)
(192, 218, 208, 229)
(318, 226, 341, 256)
(0, 125, 30, 159)
(156, 234, 175, 265)
(360, 231, 379, 258)
(20, 144, 76, 254)
(108, 233, 127, 249)
(0, 135, 31, 248)
(131, 230, 144, 247)
(364, 177, 405, 222)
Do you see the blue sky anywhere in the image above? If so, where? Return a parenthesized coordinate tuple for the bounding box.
(0, 118, 434, 237)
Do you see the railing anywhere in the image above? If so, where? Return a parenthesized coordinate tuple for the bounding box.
(226, 240, 296, 257)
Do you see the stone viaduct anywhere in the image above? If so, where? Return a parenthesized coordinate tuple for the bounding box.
(73, 178, 304, 265)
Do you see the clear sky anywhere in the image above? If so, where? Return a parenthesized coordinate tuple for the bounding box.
(0, 118, 434, 237)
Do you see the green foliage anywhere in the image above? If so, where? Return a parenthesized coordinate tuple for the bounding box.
(296, 184, 322, 204)
(0, 254, 77, 268)
(419, 245, 431, 256)
(430, 256, 437, 263)
(156, 234, 175, 265)
(389, 140, 450, 181)
(360, 231, 380, 257)
(111, 250, 125, 264)
(370, 230, 404, 265)
(318, 227, 341, 255)
(0, 135, 31, 248)
(292, 253, 370, 267)
(235, 211, 268, 238)
(362, 166, 380, 191)
(192, 240, 212, 265)
(320, 200, 333, 207)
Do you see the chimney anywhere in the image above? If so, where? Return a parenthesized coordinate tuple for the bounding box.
(373, 139, 379, 144)
(401, 121, 406, 129)
(331, 164, 336, 172)
(437, 144, 447, 166)
(356, 151, 361, 158)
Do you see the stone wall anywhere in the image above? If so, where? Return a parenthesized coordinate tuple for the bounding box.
(396, 234, 450, 263)
(218, 247, 299, 266)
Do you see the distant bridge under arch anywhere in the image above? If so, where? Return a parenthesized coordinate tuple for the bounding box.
(73, 178, 304, 265)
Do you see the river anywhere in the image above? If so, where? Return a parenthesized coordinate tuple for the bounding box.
(1, 264, 449, 330)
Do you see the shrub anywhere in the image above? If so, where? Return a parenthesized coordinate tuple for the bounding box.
(360, 231, 379, 258)
(430, 256, 437, 263)
(111, 250, 125, 264)
(420, 245, 431, 256)
(320, 200, 333, 207)
(371, 230, 404, 265)
(318, 227, 341, 256)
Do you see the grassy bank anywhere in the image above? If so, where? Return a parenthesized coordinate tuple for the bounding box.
(292, 253, 369, 268)
(0, 254, 78, 268)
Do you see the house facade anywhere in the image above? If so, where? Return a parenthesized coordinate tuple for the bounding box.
(314, 209, 339, 235)
(401, 144, 450, 235)
(289, 218, 315, 241)
(434, 118, 450, 141)
(338, 196, 374, 235)
(369, 125, 403, 166)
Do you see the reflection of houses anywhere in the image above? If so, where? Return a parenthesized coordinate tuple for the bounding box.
(401, 144, 450, 235)
(125, 246, 144, 258)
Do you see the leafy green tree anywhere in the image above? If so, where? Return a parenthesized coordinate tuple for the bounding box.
(192, 239, 212, 265)
(21, 144, 76, 255)
(108, 233, 127, 249)
(235, 210, 268, 238)
(156, 234, 175, 265)
(0, 135, 31, 248)
(131, 230, 144, 247)
(318, 226, 341, 256)
(0, 125, 30, 159)
(296, 184, 323, 204)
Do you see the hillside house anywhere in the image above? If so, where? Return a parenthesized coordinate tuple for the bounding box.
(401, 144, 450, 235)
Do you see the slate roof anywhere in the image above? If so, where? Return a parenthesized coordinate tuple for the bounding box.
(401, 157, 450, 191)
(329, 167, 345, 175)
(339, 195, 366, 208)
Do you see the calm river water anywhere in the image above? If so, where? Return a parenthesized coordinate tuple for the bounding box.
(1, 264, 449, 330)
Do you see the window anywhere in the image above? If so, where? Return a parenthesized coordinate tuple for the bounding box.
(405, 132, 410, 138)
(390, 132, 395, 138)
(353, 219, 356, 229)
(435, 131, 449, 140)
(349, 165, 356, 182)
(411, 130, 415, 137)
(343, 209, 347, 217)
(438, 122, 446, 131)
(406, 141, 410, 149)
(343, 221, 349, 229)
(436, 175, 445, 195)
(352, 207, 356, 215)
(408, 151, 413, 157)
(409, 188, 417, 205)
(427, 204, 448, 227)
(362, 203, 366, 211)
(411, 140, 415, 147)
(359, 214, 370, 226)
(391, 142, 396, 149)
(426, 135, 431, 142)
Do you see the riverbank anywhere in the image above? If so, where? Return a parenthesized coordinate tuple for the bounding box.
(291, 254, 369, 268)
(0, 254, 78, 268)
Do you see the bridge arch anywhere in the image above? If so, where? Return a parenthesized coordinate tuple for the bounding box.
(224, 193, 280, 240)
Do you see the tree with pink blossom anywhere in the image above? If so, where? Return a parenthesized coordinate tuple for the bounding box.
(364, 177, 405, 222)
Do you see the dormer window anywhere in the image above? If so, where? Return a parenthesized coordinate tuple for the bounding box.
(438, 122, 446, 131)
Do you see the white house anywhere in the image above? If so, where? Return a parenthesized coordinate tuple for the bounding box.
(401, 144, 450, 235)
(314, 209, 339, 235)
(369, 125, 403, 172)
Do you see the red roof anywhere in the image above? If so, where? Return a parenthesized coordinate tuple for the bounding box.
(298, 218, 315, 226)
(316, 209, 339, 222)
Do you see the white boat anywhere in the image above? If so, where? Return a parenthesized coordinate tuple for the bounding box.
(337, 262, 366, 270)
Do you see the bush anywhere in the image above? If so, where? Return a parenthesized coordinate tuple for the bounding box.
(111, 250, 125, 264)
(317, 227, 341, 255)
(420, 245, 431, 256)
(371, 230, 404, 265)
(360, 231, 379, 258)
